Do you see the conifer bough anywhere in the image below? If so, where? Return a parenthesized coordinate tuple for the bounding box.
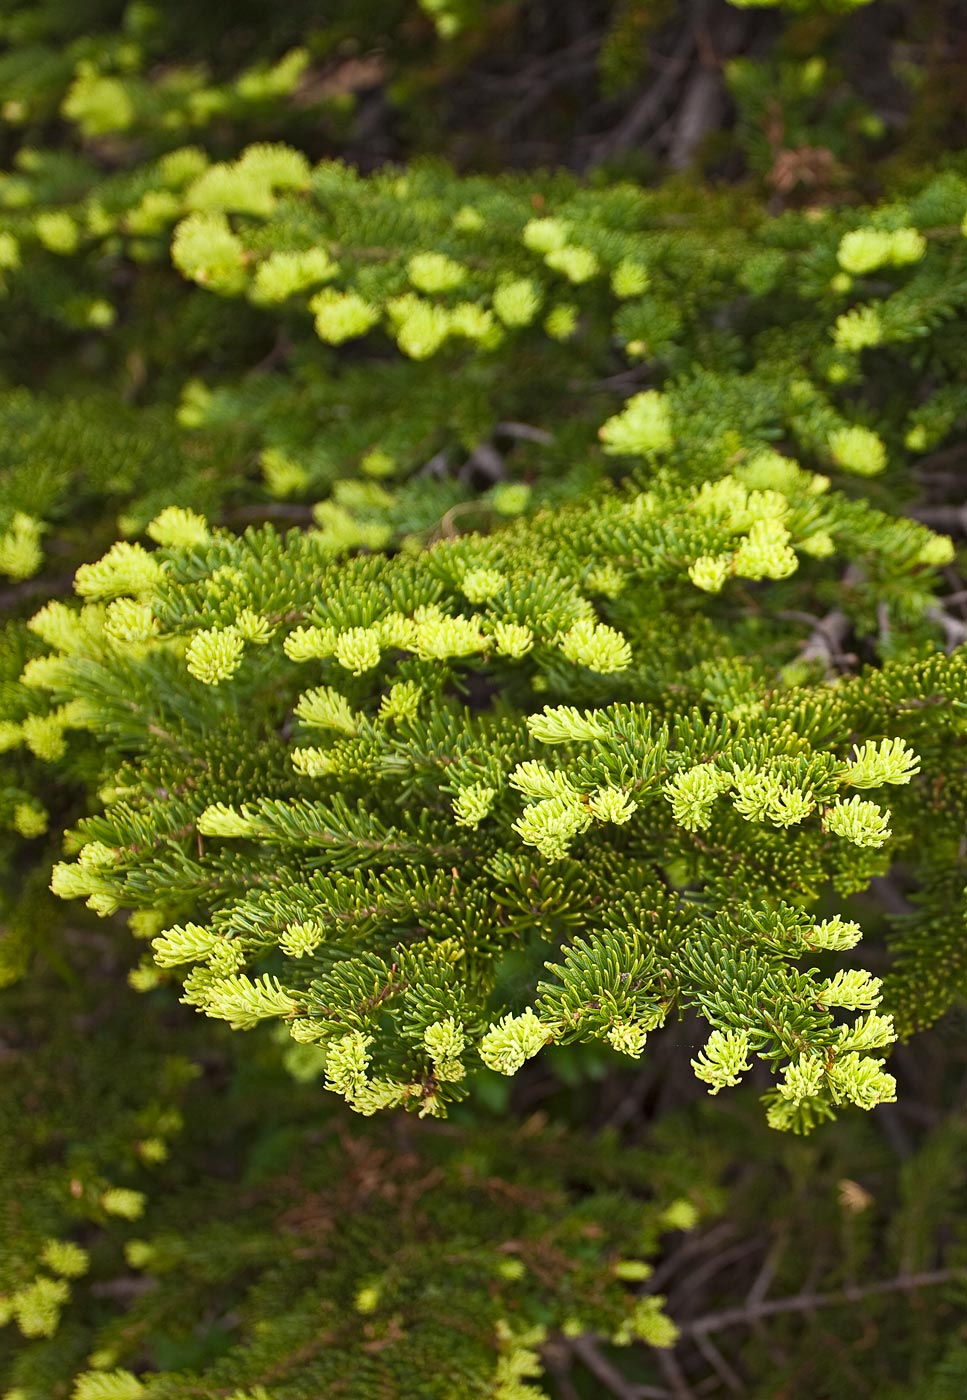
(0, 956, 701, 1398)
(3, 148, 967, 580)
(32, 463, 961, 1133)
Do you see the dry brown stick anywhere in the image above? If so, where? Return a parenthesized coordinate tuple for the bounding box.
(587, 25, 695, 164)
(494, 421, 555, 444)
(568, 1334, 671, 1399)
(798, 608, 852, 668)
(680, 1267, 967, 1337)
(666, 68, 723, 168)
(666, 1238, 764, 1316)
(740, 1232, 788, 1324)
(653, 1344, 696, 1400)
(926, 603, 967, 651)
(691, 1330, 744, 1394)
(647, 1221, 740, 1293)
(541, 1339, 582, 1400)
(667, 1, 748, 168)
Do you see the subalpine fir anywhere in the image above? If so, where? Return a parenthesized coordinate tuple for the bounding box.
(27, 459, 963, 1133)
(2, 151, 966, 581)
(0, 945, 704, 1400)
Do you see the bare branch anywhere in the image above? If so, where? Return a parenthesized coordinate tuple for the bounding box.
(653, 1344, 696, 1400)
(568, 1334, 671, 1399)
(681, 1267, 967, 1337)
(494, 421, 555, 445)
(692, 1330, 744, 1393)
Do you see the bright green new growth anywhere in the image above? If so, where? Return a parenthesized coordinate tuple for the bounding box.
(3, 5, 967, 1398)
(3, 133, 966, 581)
(34, 459, 962, 1131)
(0, 955, 700, 1400)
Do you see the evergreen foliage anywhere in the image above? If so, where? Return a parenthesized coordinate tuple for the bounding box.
(1, 149, 965, 571)
(6, 949, 967, 1399)
(3, 1, 967, 1396)
(31, 470, 962, 1130)
(0, 941, 706, 1399)
(0, 1, 963, 582)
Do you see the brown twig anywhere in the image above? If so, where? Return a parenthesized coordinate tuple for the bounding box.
(434, 499, 492, 541)
(250, 329, 294, 376)
(653, 1345, 696, 1400)
(926, 603, 967, 651)
(459, 441, 505, 485)
(587, 26, 696, 165)
(744, 1233, 786, 1308)
(568, 1334, 671, 1399)
(666, 1238, 764, 1316)
(541, 1339, 582, 1400)
(647, 1221, 740, 1294)
(691, 1330, 744, 1393)
(494, 421, 555, 445)
(667, 67, 723, 169)
(680, 1267, 967, 1337)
